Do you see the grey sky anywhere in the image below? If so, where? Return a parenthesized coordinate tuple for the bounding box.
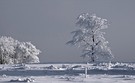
(0, 0, 135, 63)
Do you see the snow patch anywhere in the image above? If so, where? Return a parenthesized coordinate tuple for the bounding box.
(10, 78, 35, 82)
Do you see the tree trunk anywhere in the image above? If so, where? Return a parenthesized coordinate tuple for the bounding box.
(91, 56, 95, 62)
(91, 33, 95, 62)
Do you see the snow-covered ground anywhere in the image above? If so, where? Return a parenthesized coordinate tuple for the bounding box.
(0, 62, 135, 83)
(1, 75, 135, 83)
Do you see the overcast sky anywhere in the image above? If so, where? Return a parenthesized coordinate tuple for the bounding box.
(0, 0, 135, 63)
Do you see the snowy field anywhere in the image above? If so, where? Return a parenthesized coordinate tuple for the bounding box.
(0, 62, 135, 83)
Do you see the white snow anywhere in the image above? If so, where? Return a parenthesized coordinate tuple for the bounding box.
(0, 75, 135, 83)
(0, 62, 135, 83)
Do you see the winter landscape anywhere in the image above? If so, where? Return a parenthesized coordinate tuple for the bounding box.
(1, 0, 135, 83)
(0, 13, 135, 83)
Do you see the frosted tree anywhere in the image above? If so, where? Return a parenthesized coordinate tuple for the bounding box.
(0, 36, 41, 64)
(67, 13, 113, 62)
(16, 42, 41, 63)
(0, 36, 18, 64)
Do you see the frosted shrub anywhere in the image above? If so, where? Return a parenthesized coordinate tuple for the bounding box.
(0, 36, 41, 64)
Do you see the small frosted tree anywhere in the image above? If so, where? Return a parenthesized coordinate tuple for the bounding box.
(0, 36, 18, 64)
(67, 13, 113, 62)
(16, 42, 41, 63)
(0, 36, 41, 64)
